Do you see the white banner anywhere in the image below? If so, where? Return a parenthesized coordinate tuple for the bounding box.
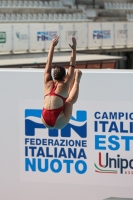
(44, 23, 59, 51)
(0, 24, 12, 53)
(29, 24, 45, 52)
(13, 24, 28, 52)
(0, 22, 133, 53)
(127, 22, 133, 47)
(101, 23, 114, 48)
(19, 100, 133, 187)
(88, 23, 101, 49)
(20, 100, 89, 184)
(88, 101, 133, 187)
(60, 23, 74, 50)
(74, 23, 88, 49)
(114, 23, 127, 47)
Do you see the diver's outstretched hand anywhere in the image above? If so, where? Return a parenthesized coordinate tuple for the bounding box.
(52, 35, 59, 47)
(69, 37, 77, 50)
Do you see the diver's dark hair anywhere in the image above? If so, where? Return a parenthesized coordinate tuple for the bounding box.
(53, 66, 66, 81)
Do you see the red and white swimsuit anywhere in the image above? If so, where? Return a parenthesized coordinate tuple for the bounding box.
(42, 81, 67, 127)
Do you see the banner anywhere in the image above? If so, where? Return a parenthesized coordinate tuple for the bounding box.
(20, 100, 89, 184)
(0, 22, 132, 53)
(88, 23, 102, 49)
(29, 24, 45, 52)
(19, 100, 133, 187)
(0, 24, 12, 53)
(59, 23, 74, 50)
(13, 24, 29, 52)
(74, 23, 88, 49)
(101, 23, 114, 48)
(127, 22, 133, 47)
(114, 23, 127, 47)
(88, 101, 133, 187)
(44, 23, 59, 51)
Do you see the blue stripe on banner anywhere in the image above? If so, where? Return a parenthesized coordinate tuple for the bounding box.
(25, 109, 42, 118)
(70, 111, 87, 122)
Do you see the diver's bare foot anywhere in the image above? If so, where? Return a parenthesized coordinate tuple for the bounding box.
(75, 69, 82, 82)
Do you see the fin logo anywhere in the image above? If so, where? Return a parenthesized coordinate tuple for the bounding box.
(93, 30, 111, 39)
(25, 109, 87, 138)
(37, 31, 57, 41)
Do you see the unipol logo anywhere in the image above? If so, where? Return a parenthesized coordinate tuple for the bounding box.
(25, 109, 87, 138)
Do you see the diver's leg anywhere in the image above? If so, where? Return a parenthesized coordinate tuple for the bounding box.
(54, 102, 73, 129)
(68, 70, 76, 95)
(54, 70, 82, 129)
(66, 69, 82, 104)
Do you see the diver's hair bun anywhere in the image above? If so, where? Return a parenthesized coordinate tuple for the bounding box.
(53, 66, 66, 80)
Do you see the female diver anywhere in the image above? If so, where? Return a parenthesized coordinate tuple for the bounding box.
(41, 35, 82, 129)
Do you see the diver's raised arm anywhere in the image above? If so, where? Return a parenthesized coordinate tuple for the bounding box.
(44, 35, 59, 83)
(65, 37, 76, 84)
